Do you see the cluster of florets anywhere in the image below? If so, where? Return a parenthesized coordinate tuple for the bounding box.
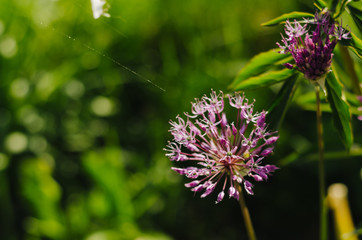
(277, 10, 350, 82)
(164, 90, 279, 203)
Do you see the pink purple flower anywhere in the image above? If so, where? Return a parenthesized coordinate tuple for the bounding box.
(357, 95, 362, 121)
(276, 11, 351, 85)
(164, 90, 279, 203)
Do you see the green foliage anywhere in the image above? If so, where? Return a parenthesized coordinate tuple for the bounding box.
(329, 0, 340, 14)
(267, 73, 299, 130)
(232, 68, 296, 90)
(261, 12, 315, 26)
(230, 49, 291, 89)
(326, 68, 353, 151)
(82, 148, 135, 223)
(0, 0, 361, 239)
(347, 3, 362, 32)
(314, 0, 328, 10)
(234, 0, 362, 153)
(19, 158, 65, 239)
(332, 0, 353, 18)
(341, 32, 362, 58)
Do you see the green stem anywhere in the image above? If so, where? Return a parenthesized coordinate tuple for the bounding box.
(316, 85, 327, 240)
(237, 185, 257, 240)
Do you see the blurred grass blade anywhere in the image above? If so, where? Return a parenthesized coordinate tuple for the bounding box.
(20, 158, 65, 239)
(261, 12, 314, 26)
(82, 148, 134, 223)
(230, 49, 290, 89)
(326, 69, 353, 151)
(267, 73, 299, 130)
(347, 4, 362, 33)
(233, 68, 295, 91)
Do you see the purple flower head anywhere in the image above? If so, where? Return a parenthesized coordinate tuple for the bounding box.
(164, 90, 279, 203)
(276, 11, 351, 87)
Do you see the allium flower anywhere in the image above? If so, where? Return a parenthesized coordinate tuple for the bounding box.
(164, 90, 279, 203)
(276, 10, 351, 89)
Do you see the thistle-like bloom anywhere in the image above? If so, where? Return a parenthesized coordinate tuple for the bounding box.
(276, 10, 351, 88)
(164, 90, 279, 203)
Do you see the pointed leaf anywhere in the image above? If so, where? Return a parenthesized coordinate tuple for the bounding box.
(347, 4, 362, 33)
(333, 0, 352, 18)
(261, 11, 314, 26)
(329, 0, 339, 14)
(295, 90, 362, 116)
(280, 148, 362, 166)
(326, 69, 353, 151)
(267, 73, 299, 130)
(233, 68, 295, 91)
(230, 49, 290, 88)
(314, 0, 328, 10)
(82, 148, 134, 222)
(340, 32, 362, 59)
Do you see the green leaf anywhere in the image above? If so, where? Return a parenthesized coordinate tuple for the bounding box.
(326, 69, 353, 151)
(295, 90, 362, 116)
(347, 4, 362, 33)
(267, 73, 299, 130)
(314, 0, 328, 10)
(82, 148, 135, 223)
(280, 147, 362, 166)
(341, 32, 362, 59)
(230, 49, 290, 89)
(232, 68, 295, 91)
(333, 0, 352, 18)
(329, 0, 339, 14)
(261, 11, 314, 26)
(19, 158, 65, 238)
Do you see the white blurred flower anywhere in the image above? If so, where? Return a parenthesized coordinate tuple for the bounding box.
(90, 0, 110, 19)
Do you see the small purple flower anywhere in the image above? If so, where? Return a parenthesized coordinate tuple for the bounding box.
(276, 11, 351, 89)
(164, 90, 279, 203)
(357, 94, 362, 121)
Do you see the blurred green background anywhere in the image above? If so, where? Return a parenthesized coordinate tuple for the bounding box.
(0, 0, 361, 239)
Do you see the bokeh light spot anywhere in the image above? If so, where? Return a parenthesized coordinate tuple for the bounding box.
(10, 78, 30, 99)
(5, 132, 28, 153)
(64, 79, 85, 99)
(0, 36, 18, 58)
(29, 135, 48, 153)
(18, 107, 45, 133)
(90, 96, 115, 117)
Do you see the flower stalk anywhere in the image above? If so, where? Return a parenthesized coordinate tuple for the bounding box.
(315, 85, 327, 240)
(237, 184, 257, 240)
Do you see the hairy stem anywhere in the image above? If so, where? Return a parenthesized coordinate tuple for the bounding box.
(237, 185, 257, 240)
(316, 85, 327, 240)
